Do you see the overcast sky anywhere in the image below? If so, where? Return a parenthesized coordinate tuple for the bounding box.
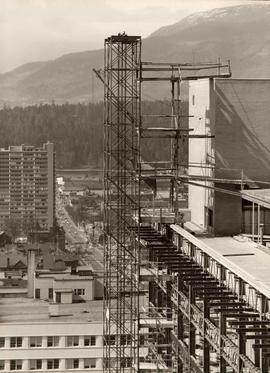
(0, 0, 264, 73)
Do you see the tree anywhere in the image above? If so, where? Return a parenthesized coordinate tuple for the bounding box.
(3, 217, 21, 240)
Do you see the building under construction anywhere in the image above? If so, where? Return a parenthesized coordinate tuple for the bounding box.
(97, 34, 270, 373)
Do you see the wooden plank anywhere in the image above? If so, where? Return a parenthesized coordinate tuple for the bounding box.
(230, 321, 270, 326)
(236, 327, 270, 333)
(246, 335, 270, 340)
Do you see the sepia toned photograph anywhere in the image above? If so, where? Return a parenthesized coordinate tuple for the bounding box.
(1, 0, 270, 372)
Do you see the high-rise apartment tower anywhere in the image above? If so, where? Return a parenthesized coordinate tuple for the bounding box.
(0, 142, 55, 234)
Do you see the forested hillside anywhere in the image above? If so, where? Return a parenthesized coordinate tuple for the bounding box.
(0, 101, 187, 168)
(0, 102, 103, 168)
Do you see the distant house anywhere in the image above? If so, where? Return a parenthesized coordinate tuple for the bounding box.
(62, 184, 86, 198)
(56, 176, 65, 186)
(85, 180, 103, 197)
(0, 231, 12, 247)
(14, 236, 28, 245)
(42, 251, 79, 272)
(0, 253, 27, 278)
(35, 271, 94, 303)
(86, 180, 103, 191)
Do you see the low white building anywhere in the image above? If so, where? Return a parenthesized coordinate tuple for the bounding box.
(0, 297, 103, 372)
(34, 272, 95, 303)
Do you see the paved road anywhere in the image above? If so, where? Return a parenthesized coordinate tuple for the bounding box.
(56, 189, 104, 272)
(56, 191, 87, 244)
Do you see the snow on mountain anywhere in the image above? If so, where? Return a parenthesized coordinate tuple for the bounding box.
(1, 4, 270, 106)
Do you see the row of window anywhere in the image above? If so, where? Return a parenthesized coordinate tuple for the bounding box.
(66, 336, 96, 347)
(35, 288, 86, 299)
(104, 335, 135, 346)
(0, 358, 96, 370)
(74, 288, 85, 296)
(104, 358, 131, 369)
(0, 335, 96, 348)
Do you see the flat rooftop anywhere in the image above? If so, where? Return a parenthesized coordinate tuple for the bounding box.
(201, 236, 270, 297)
(0, 298, 103, 324)
(241, 188, 270, 209)
(38, 274, 94, 281)
(172, 225, 270, 299)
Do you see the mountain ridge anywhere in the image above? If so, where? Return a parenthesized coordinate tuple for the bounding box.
(149, 4, 270, 37)
(1, 3, 270, 107)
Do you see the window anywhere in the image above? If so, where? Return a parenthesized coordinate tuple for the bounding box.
(121, 358, 131, 368)
(56, 292, 61, 303)
(120, 335, 131, 345)
(0, 338, 4, 348)
(47, 360, 59, 370)
(35, 288, 40, 299)
(10, 360, 22, 370)
(207, 208, 213, 227)
(104, 335, 115, 345)
(103, 358, 109, 369)
(66, 359, 79, 369)
(66, 360, 72, 370)
(29, 360, 42, 370)
(192, 94, 195, 105)
(30, 336, 42, 348)
(84, 336, 96, 346)
(104, 359, 109, 370)
(10, 337, 22, 348)
(74, 288, 85, 296)
(0, 361, 4, 370)
(67, 336, 79, 347)
(47, 336, 59, 347)
(84, 359, 96, 369)
(48, 288, 53, 299)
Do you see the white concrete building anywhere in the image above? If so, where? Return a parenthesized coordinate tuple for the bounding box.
(34, 272, 95, 303)
(188, 78, 270, 236)
(0, 298, 103, 372)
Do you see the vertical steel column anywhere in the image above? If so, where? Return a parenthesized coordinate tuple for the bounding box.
(261, 295, 269, 373)
(252, 202, 255, 241)
(237, 278, 246, 373)
(103, 35, 141, 373)
(175, 234, 184, 373)
(177, 277, 184, 373)
(166, 280, 173, 368)
(189, 285, 196, 361)
(219, 314, 227, 373)
(238, 336, 246, 373)
(203, 299, 210, 373)
(258, 204, 261, 242)
(170, 77, 176, 210)
(175, 71, 182, 223)
(188, 244, 196, 369)
(170, 70, 181, 221)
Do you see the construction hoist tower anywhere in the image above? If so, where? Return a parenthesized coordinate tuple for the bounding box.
(95, 34, 234, 373)
(102, 35, 142, 373)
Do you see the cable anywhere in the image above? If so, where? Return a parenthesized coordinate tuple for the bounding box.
(180, 180, 241, 197)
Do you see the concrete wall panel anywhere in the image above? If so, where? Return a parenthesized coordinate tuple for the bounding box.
(215, 79, 270, 182)
(188, 79, 215, 230)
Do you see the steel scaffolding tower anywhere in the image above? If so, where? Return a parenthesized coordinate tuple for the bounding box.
(103, 35, 142, 373)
